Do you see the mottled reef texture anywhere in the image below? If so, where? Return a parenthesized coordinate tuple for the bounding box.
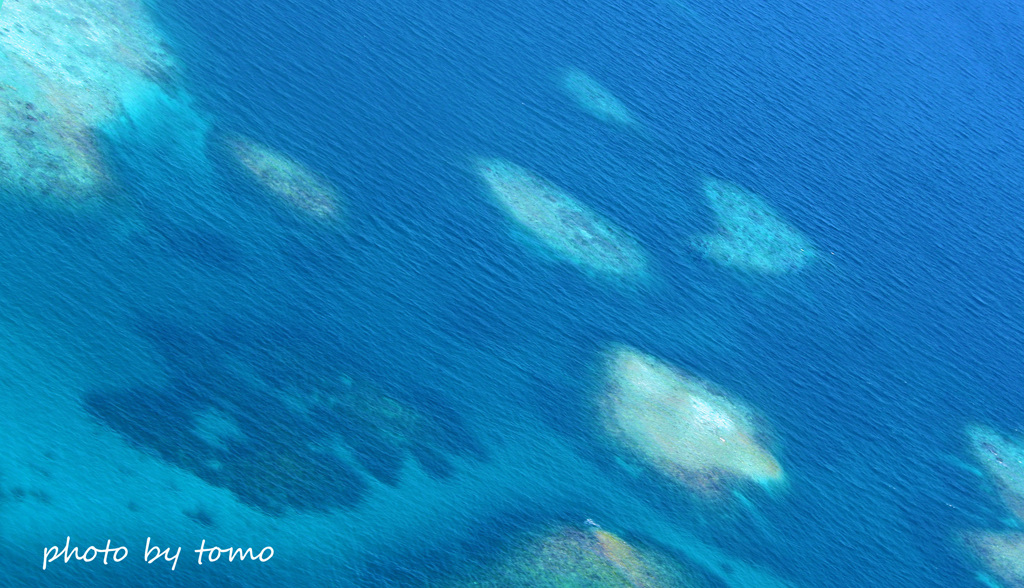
(0, 0, 180, 203)
(476, 158, 649, 283)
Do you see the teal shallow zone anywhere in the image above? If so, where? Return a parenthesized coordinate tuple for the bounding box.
(2, 0, 1024, 587)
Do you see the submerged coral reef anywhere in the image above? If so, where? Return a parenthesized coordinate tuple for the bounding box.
(561, 68, 637, 127)
(228, 134, 342, 221)
(451, 522, 703, 587)
(475, 158, 649, 282)
(964, 425, 1024, 587)
(0, 0, 180, 202)
(85, 320, 483, 515)
(601, 345, 783, 494)
(966, 532, 1024, 588)
(969, 425, 1024, 522)
(693, 178, 815, 274)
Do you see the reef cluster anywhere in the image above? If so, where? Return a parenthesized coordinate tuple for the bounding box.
(0, 0, 832, 582)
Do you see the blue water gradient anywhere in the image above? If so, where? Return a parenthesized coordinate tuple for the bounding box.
(3, 0, 1024, 585)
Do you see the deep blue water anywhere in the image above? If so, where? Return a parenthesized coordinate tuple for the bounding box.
(3, 0, 1024, 586)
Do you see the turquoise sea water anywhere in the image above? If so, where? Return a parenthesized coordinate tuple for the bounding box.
(2, 0, 1024, 586)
